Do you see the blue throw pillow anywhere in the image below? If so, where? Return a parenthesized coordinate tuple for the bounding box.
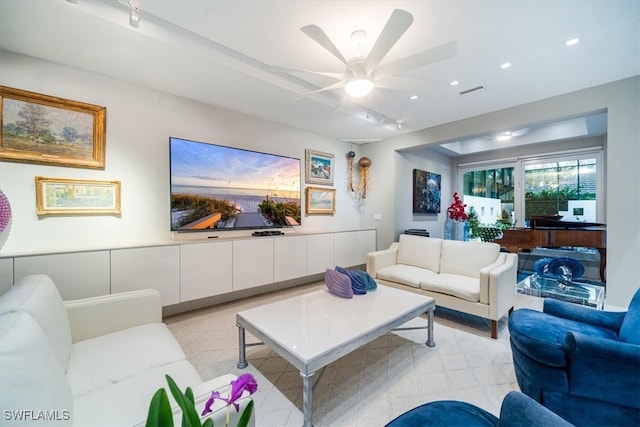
(336, 266, 371, 294)
(359, 270, 378, 291)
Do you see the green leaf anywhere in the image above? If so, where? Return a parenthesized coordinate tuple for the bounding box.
(145, 388, 174, 427)
(201, 419, 214, 427)
(181, 388, 197, 427)
(186, 387, 195, 405)
(236, 400, 254, 427)
(165, 375, 202, 427)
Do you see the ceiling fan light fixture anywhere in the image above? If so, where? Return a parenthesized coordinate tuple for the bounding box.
(345, 78, 374, 98)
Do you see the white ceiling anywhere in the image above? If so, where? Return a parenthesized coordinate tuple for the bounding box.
(1, 0, 638, 152)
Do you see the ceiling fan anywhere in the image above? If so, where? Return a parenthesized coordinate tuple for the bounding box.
(276, 9, 457, 98)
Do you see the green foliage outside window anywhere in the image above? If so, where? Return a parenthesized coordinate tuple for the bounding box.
(524, 186, 595, 220)
(467, 206, 481, 238)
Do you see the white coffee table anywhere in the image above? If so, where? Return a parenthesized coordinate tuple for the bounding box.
(236, 284, 436, 427)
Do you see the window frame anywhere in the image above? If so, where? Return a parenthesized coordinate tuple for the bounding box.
(457, 148, 604, 228)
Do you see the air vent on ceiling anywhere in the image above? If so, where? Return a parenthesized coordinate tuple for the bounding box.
(459, 85, 485, 95)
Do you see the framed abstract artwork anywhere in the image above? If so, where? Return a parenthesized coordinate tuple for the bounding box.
(412, 169, 441, 214)
(35, 176, 121, 215)
(0, 86, 106, 169)
(305, 149, 334, 186)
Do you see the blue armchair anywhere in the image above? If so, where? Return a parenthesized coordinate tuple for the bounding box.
(508, 288, 640, 426)
(385, 391, 574, 426)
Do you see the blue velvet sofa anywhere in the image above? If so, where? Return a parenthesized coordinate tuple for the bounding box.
(385, 391, 574, 426)
(508, 288, 640, 426)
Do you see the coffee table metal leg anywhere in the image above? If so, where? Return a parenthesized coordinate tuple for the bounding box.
(300, 371, 315, 427)
(237, 324, 248, 369)
(427, 307, 436, 347)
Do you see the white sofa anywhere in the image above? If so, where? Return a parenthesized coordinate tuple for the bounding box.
(367, 234, 517, 338)
(0, 274, 254, 426)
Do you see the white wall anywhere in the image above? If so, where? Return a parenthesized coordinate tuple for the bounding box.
(361, 76, 640, 309)
(0, 51, 362, 254)
(463, 195, 502, 225)
(1, 50, 638, 309)
(559, 200, 596, 223)
(394, 149, 452, 239)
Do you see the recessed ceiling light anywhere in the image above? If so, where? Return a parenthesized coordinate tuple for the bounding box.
(566, 37, 580, 46)
(449, 80, 459, 86)
(409, 94, 419, 100)
(501, 62, 511, 69)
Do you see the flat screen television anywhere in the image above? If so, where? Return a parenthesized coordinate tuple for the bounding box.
(170, 137, 301, 232)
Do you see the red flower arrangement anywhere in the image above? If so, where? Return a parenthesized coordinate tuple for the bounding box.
(447, 192, 468, 221)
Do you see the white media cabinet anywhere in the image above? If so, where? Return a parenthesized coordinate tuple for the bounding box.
(0, 229, 376, 314)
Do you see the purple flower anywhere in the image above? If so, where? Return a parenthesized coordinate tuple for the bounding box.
(201, 373, 258, 416)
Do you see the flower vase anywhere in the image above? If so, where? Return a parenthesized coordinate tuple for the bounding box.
(444, 219, 469, 241)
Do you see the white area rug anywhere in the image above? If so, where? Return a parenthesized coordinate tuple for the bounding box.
(166, 282, 524, 426)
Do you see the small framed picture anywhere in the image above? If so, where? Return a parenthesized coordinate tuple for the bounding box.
(1, 86, 106, 169)
(305, 149, 334, 186)
(305, 186, 336, 215)
(35, 176, 121, 215)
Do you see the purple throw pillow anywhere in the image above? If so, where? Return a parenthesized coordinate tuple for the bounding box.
(324, 268, 353, 299)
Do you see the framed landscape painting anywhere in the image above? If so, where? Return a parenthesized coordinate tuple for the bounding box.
(413, 169, 441, 214)
(0, 86, 106, 169)
(35, 176, 121, 215)
(305, 186, 336, 214)
(305, 149, 334, 186)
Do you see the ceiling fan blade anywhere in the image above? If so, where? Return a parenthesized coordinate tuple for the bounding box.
(375, 41, 458, 79)
(301, 24, 348, 65)
(298, 80, 345, 97)
(271, 65, 344, 80)
(364, 9, 413, 74)
(374, 76, 430, 91)
(511, 128, 530, 137)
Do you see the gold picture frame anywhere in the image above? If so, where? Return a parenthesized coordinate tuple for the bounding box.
(0, 86, 106, 169)
(305, 186, 336, 214)
(305, 149, 334, 186)
(35, 176, 121, 215)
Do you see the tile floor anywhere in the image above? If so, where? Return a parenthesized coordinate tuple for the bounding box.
(165, 282, 534, 426)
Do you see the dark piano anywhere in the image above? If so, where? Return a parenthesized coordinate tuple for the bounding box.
(500, 218, 606, 281)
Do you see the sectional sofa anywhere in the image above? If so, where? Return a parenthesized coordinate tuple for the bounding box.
(367, 234, 518, 338)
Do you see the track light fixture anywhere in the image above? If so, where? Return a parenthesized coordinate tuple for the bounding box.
(129, 1, 140, 28)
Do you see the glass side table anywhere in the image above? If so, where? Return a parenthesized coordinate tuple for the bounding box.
(516, 275, 605, 309)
